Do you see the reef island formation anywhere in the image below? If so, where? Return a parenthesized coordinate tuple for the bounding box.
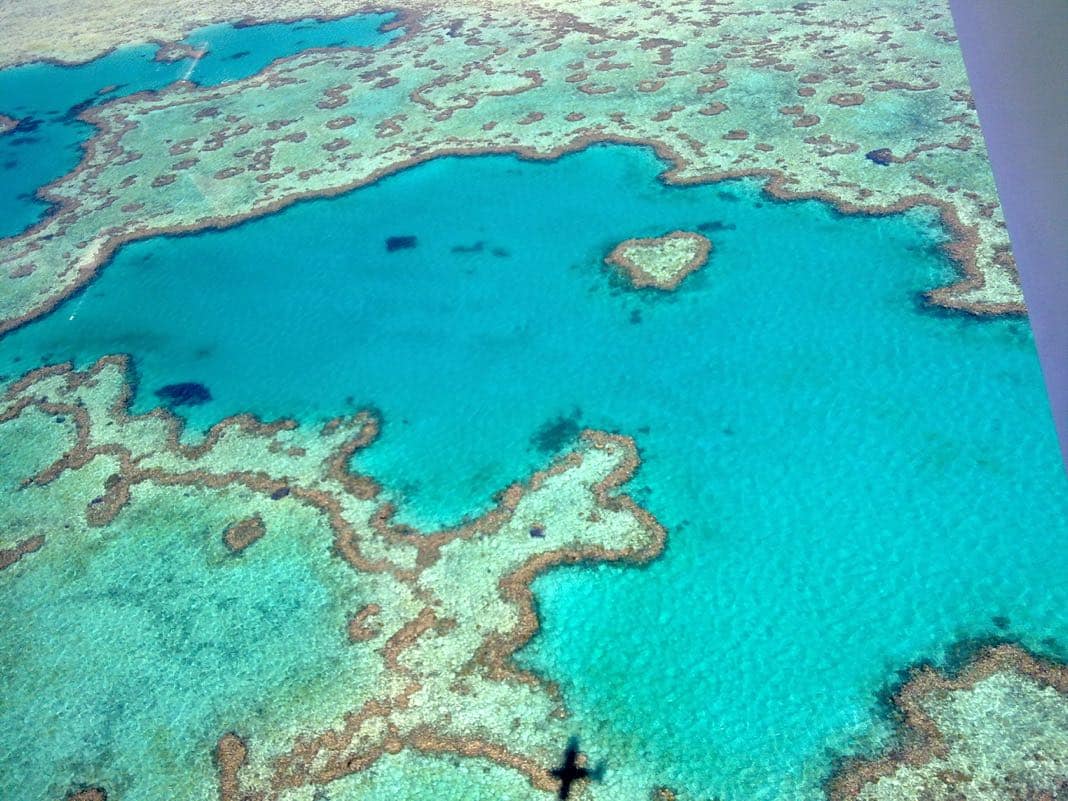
(606, 230, 712, 290)
(0, 0, 1025, 336)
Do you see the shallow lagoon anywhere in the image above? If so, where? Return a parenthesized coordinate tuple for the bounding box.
(1, 142, 1067, 800)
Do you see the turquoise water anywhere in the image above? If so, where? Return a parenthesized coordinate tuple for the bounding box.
(0, 490, 382, 801)
(0, 12, 399, 237)
(2, 144, 1067, 800)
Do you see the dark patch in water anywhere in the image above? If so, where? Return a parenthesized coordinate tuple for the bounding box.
(2, 160, 16, 170)
(629, 309, 642, 324)
(386, 235, 417, 251)
(9, 136, 42, 147)
(491, 247, 511, 258)
(63, 99, 96, 122)
(270, 487, 291, 500)
(529, 525, 545, 538)
(451, 241, 485, 253)
(865, 148, 894, 166)
(697, 220, 736, 232)
(531, 408, 582, 453)
(716, 189, 740, 202)
(228, 50, 251, 60)
(991, 615, 1010, 630)
(12, 117, 41, 134)
(1040, 636, 1065, 657)
(154, 381, 212, 407)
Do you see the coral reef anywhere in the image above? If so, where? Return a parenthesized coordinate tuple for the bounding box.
(605, 230, 711, 290)
(0, 0, 1022, 337)
(0, 356, 664, 798)
(830, 645, 1068, 801)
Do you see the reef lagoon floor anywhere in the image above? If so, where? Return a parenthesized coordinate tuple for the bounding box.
(1, 5, 1066, 801)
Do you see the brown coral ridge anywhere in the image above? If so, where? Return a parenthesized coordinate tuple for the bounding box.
(154, 41, 206, 63)
(223, 514, 266, 553)
(0, 114, 19, 134)
(2, 354, 667, 797)
(347, 603, 383, 642)
(216, 733, 251, 801)
(0, 534, 45, 571)
(475, 428, 665, 681)
(63, 789, 107, 801)
(605, 230, 712, 290)
(827, 643, 1068, 801)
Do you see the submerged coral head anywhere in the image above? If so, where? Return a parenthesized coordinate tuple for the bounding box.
(386, 235, 418, 251)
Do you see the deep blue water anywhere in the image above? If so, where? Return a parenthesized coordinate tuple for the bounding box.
(0, 12, 399, 237)
(2, 143, 1066, 800)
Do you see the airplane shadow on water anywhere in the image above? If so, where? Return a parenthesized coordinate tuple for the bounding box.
(551, 737, 605, 799)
